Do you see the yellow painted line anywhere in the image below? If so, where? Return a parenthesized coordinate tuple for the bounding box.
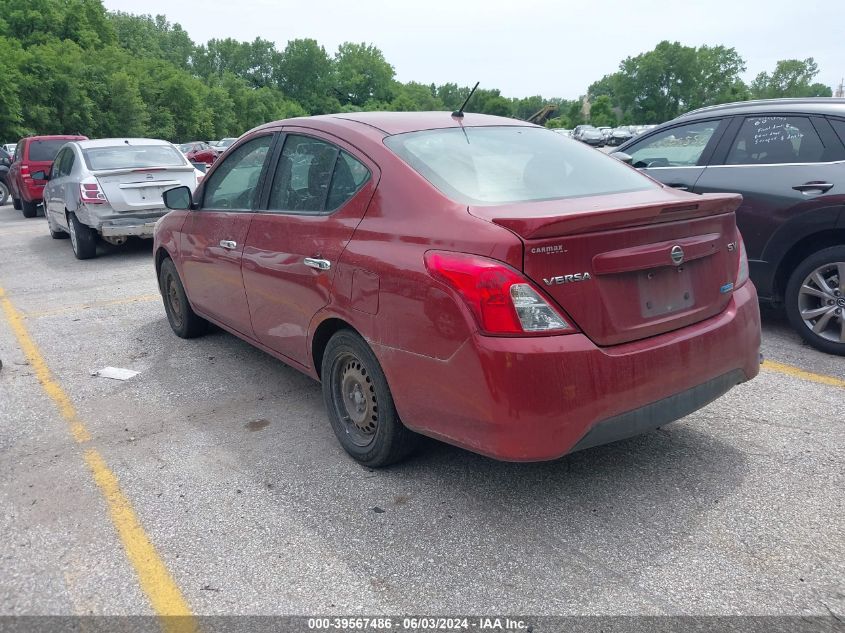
(762, 359, 845, 389)
(26, 293, 160, 318)
(1, 287, 91, 443)
(84, 450, 197, 630)
(0, 286, 196, 629)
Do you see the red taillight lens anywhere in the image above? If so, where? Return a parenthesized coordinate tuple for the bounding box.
(424, 251, 576, 336)
(21, 164, 30, 176)
(736, 236, 749, 288)
(79, 180, 106, 204)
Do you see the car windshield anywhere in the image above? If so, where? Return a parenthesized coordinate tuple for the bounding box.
(385, 126, 656, 205)
(28, 140, 70, 162)
(179, 144, 196, 153)
(82, 145, 187, 171)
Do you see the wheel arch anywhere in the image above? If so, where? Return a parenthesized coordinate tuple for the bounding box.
(311, 316, 358, 381)
(773, 229, 845, 301)
(154, 246, 173, 278)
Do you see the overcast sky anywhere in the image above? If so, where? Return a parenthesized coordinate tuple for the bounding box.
(101, 0, 844, 99)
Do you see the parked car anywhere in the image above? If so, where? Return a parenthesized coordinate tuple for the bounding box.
(606, 126, 635, 146)
(0, 147, 11, 206)
(615, 97, 845, 355)
(7, 135, 88, 217)
(571, 124, 595, 141)
(40, 138, 198, 259)
(178, 141, 218, 165)
(578, 127, 606, 146)
(218, 137, 238, 149)
(3, 143, 16, 156)
(154, 112, 760, 467)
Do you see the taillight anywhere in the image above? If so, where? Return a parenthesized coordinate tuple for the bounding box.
(79, 179, 106, 205)
(21, 164, 30, 176)
(424, 251, 577, 336)
(735, 236, 749, 288)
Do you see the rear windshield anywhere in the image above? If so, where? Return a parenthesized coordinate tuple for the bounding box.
(28, 140, 69, 162)
(384, 127, 657, 205)
(83, 145, 187, 171)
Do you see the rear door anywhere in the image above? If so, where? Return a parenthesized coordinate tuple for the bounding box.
(179, 133, 276, 336)
(693, 114, 845, 295)
(242, 130, 377, 365)
(623, 118, 729, 192)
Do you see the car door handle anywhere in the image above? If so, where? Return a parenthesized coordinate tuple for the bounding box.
(667, 183, 690, 191)
(303, 257, 331, 271)
(792, 182, 833, 194)
(219, 240, 237, 249)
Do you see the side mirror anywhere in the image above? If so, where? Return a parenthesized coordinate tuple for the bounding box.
(610, 151, 633, 165)
(32, 170, 49, 180)
(163, 186, 193, 210)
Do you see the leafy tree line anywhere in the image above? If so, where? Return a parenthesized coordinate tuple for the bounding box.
(545, 41, 832, 129)
(0, 1, 835, 143)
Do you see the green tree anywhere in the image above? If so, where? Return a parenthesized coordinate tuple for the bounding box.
(334, 42, 395, 106)
(276, 39, 339, 114)
(589, 95, 616, 127)
(0, 37, 25, 139)
(390, 82, 442, 111)
(545, 116, 571, 129)
(103, 71, 149, 137)
(751, 58, 832, 98)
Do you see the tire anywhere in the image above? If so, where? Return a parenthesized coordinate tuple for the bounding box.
(0, 182, 8, 206)
(45, 210, 68, 239)
(12, 196, 21, 210)
(158, 257, 208, 339)
(21, 199, 38, 218)
(321, 329, 419, 467)
(785, 245, 845, 356)
(67, 212, 97, 259)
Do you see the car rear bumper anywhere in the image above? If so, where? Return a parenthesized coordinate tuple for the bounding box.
(80, 205, 168, 238)
(375, 282, 761, 461)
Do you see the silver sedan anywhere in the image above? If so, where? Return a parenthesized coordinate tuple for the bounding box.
(40, 138, 198, 259)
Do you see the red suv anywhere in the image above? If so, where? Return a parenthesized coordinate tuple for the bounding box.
(8, 135, 88, 217)
(155, 113, 761, 467)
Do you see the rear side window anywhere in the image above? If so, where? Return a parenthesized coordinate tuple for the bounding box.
(202, 135, 272, 210)
(725, 116, 825, 165)
(385, 126, 656, 205)
(28, 140, 70, 162)
(627, 121, 720, 168)
(829, 119, 845, 153)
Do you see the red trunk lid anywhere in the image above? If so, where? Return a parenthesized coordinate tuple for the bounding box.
(470, 189, 743, 346)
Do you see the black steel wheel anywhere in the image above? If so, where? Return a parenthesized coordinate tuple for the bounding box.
(158, 257, 208, 339)
(321, 329, 418, 467)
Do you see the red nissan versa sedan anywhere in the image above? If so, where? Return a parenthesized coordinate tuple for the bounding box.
(154, 112, 761, 467)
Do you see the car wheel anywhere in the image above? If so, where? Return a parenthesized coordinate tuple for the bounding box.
(12, 196, 21, 210)
(321, 329, 419, 467)
(158, 257, 208, 339)
(0, 182, 8, 206)
(67, 212, 97, 259)
(46, 210, 68, 239)
(21, 199, 38, 218)
(785, 246, 845, 356)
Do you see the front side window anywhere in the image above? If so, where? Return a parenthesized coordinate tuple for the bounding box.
(725, 116, 825, 165)
(627, 121, 720, 168)
(202, 135, 272, 210)
(385, 126, 656, 205)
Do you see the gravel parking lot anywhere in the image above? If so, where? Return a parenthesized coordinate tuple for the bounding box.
(0, 202, 843, 622)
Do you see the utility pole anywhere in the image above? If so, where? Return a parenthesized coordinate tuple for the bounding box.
(836, 78, 844, 98)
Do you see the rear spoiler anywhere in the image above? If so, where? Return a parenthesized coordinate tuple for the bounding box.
(92, 165, 195, 178)
(471, 191, 742, 239)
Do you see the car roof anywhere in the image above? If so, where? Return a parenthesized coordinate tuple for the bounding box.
(72, 138, 174, 149)
(677, 98, 845, 120)
(22, 135, 87, 142)
(254, 111, 535, 137)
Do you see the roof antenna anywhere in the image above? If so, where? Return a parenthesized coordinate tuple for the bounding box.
(452, 82, 480, 118)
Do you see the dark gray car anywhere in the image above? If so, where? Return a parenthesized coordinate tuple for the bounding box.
(616, 98, 845, 355)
